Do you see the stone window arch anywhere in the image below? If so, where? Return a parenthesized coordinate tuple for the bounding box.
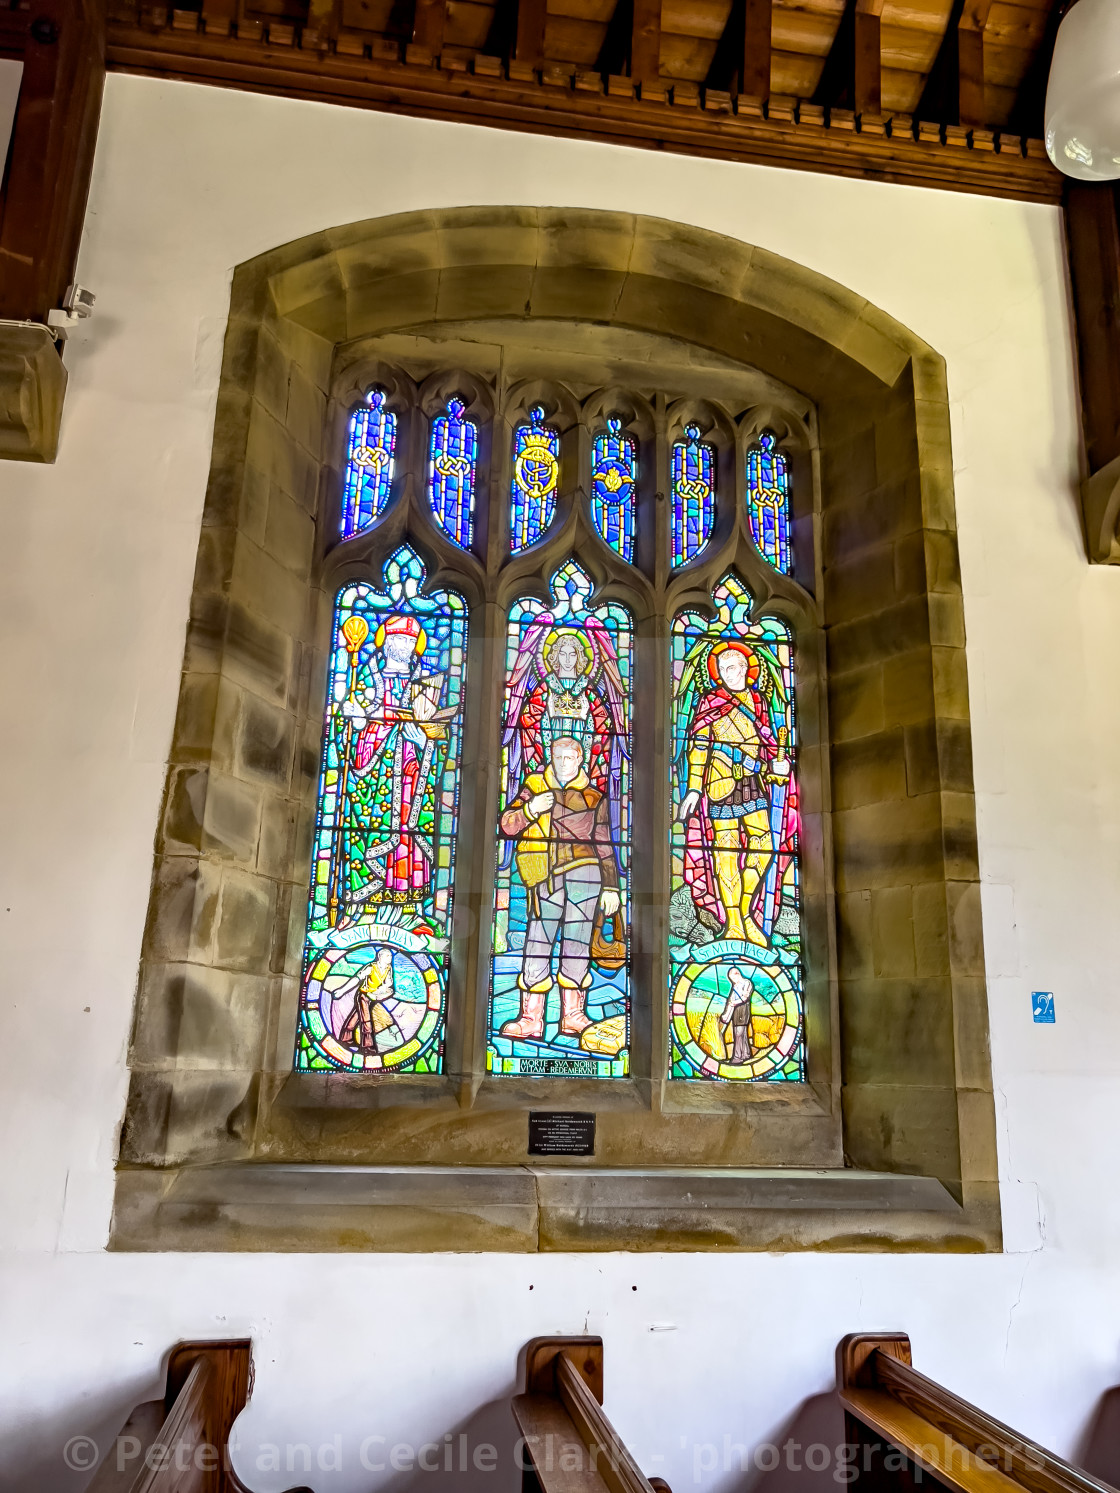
(116, 209, 998, 1254)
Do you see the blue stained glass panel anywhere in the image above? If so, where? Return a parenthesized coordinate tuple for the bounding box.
(341, 389, 397, 538)
(428, 396, 478, 550)
(295, 546, 467, 1075)
(669, 573, 804, 1083)
(488, 562, 633, 1079)
(510, 405, 560, 552)
(591, 417, 637, 562)
(671, 423, 715, 568)
(747, 432, 792, 574)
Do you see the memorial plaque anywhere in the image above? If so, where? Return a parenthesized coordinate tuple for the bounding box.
(528, 1111, 596, 1156)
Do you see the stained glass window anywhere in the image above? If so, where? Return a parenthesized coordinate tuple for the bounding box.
(591, 417, 637, 562)
(341, 389, 397, 538)
(488, 562, 632, 1078)
(669, 572, 803, 1082)
(510, 405, 560, 552)
(428, 396, 478, 549)
(747, 432, 792, 574)
(295, 546, 467, 1074)
(671, 423, 715, 568)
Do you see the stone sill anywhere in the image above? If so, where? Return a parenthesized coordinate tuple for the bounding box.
(110, 1163, 998, 1252)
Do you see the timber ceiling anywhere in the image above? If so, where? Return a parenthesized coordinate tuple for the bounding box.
(0, 0, 1068, 201)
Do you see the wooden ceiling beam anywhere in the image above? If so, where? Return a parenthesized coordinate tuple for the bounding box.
(515, 0, 546, 68)
(854, 0, 883, 119)
(631, 0, 662, 87)
(411, 0, 449, 57)
(0, 0, 106, 322)
(957, 0, 994, 128)
(742, 0, 772, 102)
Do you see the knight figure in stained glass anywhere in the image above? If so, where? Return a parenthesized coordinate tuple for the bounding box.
(591, 417, 637, 562)
(341, 389, 397, 538)
(510, 405, 560, 552)
(296, 547, 467, 1075)
(669, 573, 804, 1082)
(747, 432, 792, 574)
(428, 395, 478, 549)
(671, 423, 715, 568)
(489, 563, 632, 1078)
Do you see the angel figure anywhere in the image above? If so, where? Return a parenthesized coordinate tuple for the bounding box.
(502, 613, 629, 847)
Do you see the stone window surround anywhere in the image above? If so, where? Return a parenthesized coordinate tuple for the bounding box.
(112, 207, 999, 1253)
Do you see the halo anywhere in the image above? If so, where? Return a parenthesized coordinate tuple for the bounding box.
(707, 639, 760, 687)
(537, 624, 597, 684)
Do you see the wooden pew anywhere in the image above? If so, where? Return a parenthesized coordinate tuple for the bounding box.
(512, 1336, 671, 1493)
(838, 1333, 1116, 1493)
(86, 1340, 311, 1493)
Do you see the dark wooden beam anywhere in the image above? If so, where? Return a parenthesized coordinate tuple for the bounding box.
(854, 0, 882, 119)
(0, 0, 106, 323)
(914, 0, 996, 129)
(630, 0, 661, 87)
(1066, 183, 1120, 561)
(957, 0, 993, 128)
(742, 0, 771, 100)
(411, 0, 448, 55)
(514, 0, 546, 67)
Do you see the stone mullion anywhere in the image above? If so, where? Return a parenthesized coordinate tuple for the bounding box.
(446, 594, 506, 1103)
(631, 605, 670, 1108)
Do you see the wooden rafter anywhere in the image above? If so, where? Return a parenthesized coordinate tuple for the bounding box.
(742, 0, 771, 103)
(630, 0, 661, 88)
(514, 0, 546, 67)
(412, 0, 448, 58)
(853, 0, 883, 120)
(957, 0, 994, 129)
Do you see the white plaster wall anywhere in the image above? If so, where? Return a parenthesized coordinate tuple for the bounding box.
(1, 72, 1117, 1493)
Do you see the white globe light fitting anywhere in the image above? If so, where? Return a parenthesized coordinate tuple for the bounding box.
(1046, 0, 1120, 182)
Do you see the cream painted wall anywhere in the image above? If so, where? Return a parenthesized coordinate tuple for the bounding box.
(1, 72, 1118, 1493)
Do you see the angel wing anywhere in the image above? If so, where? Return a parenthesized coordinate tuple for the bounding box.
(583, 615, 629, 744)
(497, 612, 554, 868)
(672, 635, 714, 768)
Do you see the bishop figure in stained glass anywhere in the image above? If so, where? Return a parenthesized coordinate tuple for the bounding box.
(296, 549, 466, 1076)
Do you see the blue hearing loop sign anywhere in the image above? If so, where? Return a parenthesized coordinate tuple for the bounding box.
(1031, 992, 1055, 1024)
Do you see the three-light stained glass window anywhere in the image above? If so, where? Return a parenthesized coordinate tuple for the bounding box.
(671, 423, 715, 568)
(510, 406, 560, 552)
(591, 417, 637, 562)
(342, 389, 397, 538)
(747, 432, 792, 574)
(295, 547, 467, 1074)
(305, 375, 807, 1089)
(428, 396, 478, 549)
